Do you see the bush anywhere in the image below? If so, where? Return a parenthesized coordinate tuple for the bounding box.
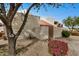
(62, 30, 70, 38)
(48, 40, 68, 56)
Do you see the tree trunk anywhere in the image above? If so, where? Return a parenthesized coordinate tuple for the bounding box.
(71, 26, 74, 32)
(6, 26, 17, 56)
(8, 37, 16, 56)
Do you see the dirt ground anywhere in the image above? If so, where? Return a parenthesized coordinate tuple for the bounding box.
(0, 36, 79, 56)
(0, 38, 51, 56)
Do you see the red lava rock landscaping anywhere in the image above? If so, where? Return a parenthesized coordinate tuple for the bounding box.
(48, 40, 68, 56)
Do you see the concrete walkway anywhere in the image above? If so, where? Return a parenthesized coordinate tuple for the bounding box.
(68, 36, 79, 56)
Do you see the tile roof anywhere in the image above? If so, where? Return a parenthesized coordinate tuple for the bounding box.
(39, 20, 53, 26)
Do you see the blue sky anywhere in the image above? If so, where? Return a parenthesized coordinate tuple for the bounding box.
(19, 3, 79, 23)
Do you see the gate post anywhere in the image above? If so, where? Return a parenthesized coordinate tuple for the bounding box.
(48, 25, 54, 40)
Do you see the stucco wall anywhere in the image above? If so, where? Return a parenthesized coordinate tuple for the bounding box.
(53, 27, 63, 38)
(40, 26, 48, 40)
(12, 13, 40, 39)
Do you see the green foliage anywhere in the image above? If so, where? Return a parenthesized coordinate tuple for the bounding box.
(75, 17, 79, 26)
(62, 30, 70, 38)
(63, 16, 79, 30)
(63, 17, 73, 28)
(33, 3, 63, 12)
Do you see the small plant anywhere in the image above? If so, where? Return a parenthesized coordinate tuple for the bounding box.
(48, 40, 68, 56)
(62, 30, 70, 38)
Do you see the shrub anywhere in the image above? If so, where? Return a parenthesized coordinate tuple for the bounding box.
(62, 30, 70, 38)
(48, 40, 68, 56)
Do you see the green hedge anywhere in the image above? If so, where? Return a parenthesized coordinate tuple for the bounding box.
(62, 30, 70, 38)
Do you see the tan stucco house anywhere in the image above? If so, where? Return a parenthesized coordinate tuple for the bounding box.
(0, 12, 63, 40)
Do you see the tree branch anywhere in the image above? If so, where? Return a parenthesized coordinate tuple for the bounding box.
(15, 3, 36, 40)
(7, 3, 15, 18)
(1, 3, 6, 16)
(10, 3, 22, 23)
(0, 14, 8, 26)
(0, 3, 8, 26)
(7, 3, 22, 23)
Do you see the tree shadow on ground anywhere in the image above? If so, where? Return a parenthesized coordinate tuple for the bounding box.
(0, 44, 7, 48)
(16, 39, 39, 54)
(0, 44, 8, 56)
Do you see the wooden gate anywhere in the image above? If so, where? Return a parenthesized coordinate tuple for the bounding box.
(48, 25, 53, 39)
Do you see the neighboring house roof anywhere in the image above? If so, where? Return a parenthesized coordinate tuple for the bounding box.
(39, 20, 53, 26)
(40, 17, 54, 25)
